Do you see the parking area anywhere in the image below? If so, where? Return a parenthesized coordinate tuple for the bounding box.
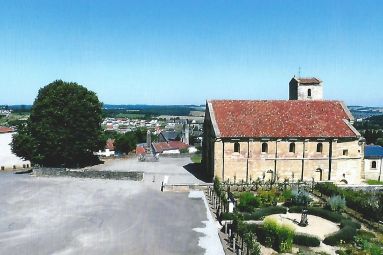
(0, 158, 222, 255)
(86, 157, 208, 188)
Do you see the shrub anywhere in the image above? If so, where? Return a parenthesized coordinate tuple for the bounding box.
(237, 192, 261, 212)
(243, 206, 287, 220)
(323, 226, 358, 245)
(289, 206, 343, 223)
(258, 190, 279, 206)
(293, 233, 321, 247)
(222, 212, 234, 220)
(340, 218, 361, 230)
(291, 189, 312, 206)
(243, 232, 261, 255)
(327, 195, 346, 212)
(315, 183, 383, 222)
(262, 218, 295, 253)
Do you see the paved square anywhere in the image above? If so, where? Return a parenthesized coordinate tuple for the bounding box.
(0, 172, 222, 255)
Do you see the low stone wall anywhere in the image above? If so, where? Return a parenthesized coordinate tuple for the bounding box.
(33, 168, 143, 181)
(162, 183, 212, 192)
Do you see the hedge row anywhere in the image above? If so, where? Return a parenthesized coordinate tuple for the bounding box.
(293, 234, 321, 247)
(323, 226, 358, 245)
(322, 215, 361, 246)
(289, 206, 343, 223)
(222, 206, 287, 221)
(242, 206, 288, 220)
(315, 183, 383, 221)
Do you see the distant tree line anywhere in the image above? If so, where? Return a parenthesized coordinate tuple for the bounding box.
(100, 129, 158, 154)
(355, 115, 383, 146)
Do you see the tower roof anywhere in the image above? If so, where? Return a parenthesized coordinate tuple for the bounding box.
(294, 77, 322, 84)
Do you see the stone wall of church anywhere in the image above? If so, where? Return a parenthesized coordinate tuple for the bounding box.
(212, 139, 363, 184)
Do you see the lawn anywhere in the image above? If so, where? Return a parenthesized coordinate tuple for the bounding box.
(367, 179, 383, 185)
(191, 154, 202, 163)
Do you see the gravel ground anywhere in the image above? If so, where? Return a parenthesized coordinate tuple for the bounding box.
(0, 173, 220, 255)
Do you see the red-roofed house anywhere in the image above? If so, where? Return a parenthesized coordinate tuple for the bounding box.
(202, 77, 364, 184)
(152, 141, 189, 154)
(0, 126, 14, 134)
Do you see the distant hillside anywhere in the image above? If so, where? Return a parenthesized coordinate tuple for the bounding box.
(3, 104, 382, 119)
(348, 105, 383, 119)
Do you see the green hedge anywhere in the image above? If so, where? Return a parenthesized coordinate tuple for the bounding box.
(323, 225, 358, 245)
(289, 206, 342, 223)
(222, 206, 287, 221)
(340, 218, 361, 230)
(293, 234, 321, 247)
(315, 183, 383, 221)
(243, 206, 288, 220)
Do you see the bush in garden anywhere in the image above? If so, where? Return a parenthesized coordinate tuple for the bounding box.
(262, 217, 295, 253)
(258, 190, 279, 206)
(323, 225, 358, 245)
(291, 189, 312, 206)
(289, 206, 343, 223)
(242, 206, 287, 220)
(237, 192, 261, 212)
(315, 183, 383, 222)
(243, 232, 261, 255)
(277, 224, 295, 253)
(293, 233, 321, 247)
(327, 195, 346, 212)
(263, 218, 279, 247)
(340, 218, 361, 230)
(282, 189, 293, 201)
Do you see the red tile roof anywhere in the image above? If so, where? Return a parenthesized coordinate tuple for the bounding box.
(136, 146, 146, 155)
(152, 141, 189, 153)
(0, 126, 13, 133)
(296, 77, 321, 84)
(208, 100, 358, 138)
(105, 139, 115, 151)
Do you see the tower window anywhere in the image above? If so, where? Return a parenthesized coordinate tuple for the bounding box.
(372, 161, 377, 169)
(317, 143, 323, 153)
(262, 142, 268, 153)
(234, 142, 240, 153)
(289, 143, 296, 153)
(308, 89, 312, 97)
(343, 149, 348, 156)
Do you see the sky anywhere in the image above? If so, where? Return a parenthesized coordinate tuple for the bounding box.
(0, 0, 382, 106)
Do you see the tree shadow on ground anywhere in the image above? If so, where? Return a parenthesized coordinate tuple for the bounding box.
(183, 163, 212, 183)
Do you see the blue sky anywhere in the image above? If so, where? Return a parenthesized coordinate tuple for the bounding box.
(0, 0, 382, 106)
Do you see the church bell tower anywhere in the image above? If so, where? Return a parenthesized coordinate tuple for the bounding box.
(289, 76, 323, 100)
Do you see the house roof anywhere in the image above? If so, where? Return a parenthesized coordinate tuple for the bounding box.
(152, 141, 189, 153)
(207, 100, 359, 139)
(160, 131, 180, 141)
(0, 126, 13, 133)
(365, 145, 383, 158)
(136, 146, 146, 155)
(105, 139, 115, 151)
(294, 77, 322, 84)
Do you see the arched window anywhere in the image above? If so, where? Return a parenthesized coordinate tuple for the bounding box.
(262, 142, 268, 153)
(308, 89, 312, 97)
(372, 161, 377, 169)
(289, 143, 296, 153)
(317, 143, 323, 153)
(234, 142, 240, 153)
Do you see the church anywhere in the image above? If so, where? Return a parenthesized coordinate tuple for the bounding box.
(202, 77, 365, 184)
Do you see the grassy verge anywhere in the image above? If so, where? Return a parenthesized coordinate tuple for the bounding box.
(367, 179, 383, 185)
(191, 154, 202, 163)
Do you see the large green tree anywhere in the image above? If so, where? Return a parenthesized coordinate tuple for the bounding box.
(12, 80, 103, 167)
